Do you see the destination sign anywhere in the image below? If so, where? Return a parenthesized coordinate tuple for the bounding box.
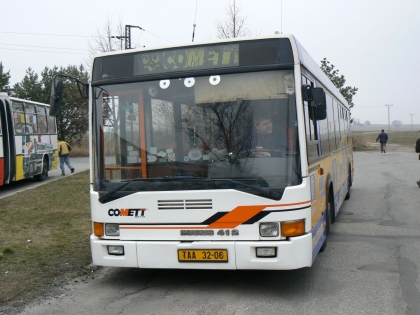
(134, 44, 239, 75)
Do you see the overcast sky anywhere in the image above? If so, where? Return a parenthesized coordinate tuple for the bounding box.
(2, 0, 419, 124)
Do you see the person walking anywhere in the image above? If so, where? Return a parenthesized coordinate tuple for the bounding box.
(58, 136, 75, 176)
(376, 129, 388, 153)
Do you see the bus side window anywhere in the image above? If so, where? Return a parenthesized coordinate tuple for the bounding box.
(23, 104, 36, 134)
(318, 92, 331, 156)
(36, 106, 48, 133)
(302, 75, 319, 160)
(326, 93, 336, 151)
(21, 124, 33, 134)
(12, 103, 25, 133)
(47, 115, 56, 134)
(38, 115, 48, 133)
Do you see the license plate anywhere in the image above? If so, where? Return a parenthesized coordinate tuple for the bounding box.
(178, 249, 228, 262)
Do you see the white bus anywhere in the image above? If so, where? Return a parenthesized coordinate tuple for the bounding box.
(0, 93, 57, 186)
(51, 34, 353, 270)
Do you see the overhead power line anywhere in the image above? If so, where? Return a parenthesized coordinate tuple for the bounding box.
(0, 42, 89, 51)
(0, 30, 92, 38)
(142, 29, 174, 44)
(1, 29, 173, 43)
(0, 47, 86, 55)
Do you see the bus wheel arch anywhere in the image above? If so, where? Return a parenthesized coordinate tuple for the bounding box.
(326, 176, 336, 225)
(35, 155, 49, 182)
(345, 164, 352, 200)
(320, 178, 335, 252)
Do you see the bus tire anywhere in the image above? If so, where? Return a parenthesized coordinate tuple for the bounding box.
(35, 158, 48, 182)
(320, 188, 333, 252)
(345, 166, 351, 200)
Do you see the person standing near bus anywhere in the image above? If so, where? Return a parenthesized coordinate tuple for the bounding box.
(58, 136, 75, 176)
(376, 129, 388, 153)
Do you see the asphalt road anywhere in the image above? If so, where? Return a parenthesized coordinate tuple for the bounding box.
(0, 157, 90, 200)
(8, 147, 420, 315)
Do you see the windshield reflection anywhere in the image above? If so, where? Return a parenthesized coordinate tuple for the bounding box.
(93, 70, 301, 198)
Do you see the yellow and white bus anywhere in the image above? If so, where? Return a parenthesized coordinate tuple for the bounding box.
(0, 93, 58, 186)
(51, 34, 353, 270)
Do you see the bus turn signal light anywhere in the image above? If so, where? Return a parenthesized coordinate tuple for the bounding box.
(94, 222, 104, 237)
(281, 220, 305, 237)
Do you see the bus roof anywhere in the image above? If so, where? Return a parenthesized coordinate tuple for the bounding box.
(10, 96, 50, 107)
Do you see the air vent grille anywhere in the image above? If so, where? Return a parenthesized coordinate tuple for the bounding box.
(158, 199, 213, 210)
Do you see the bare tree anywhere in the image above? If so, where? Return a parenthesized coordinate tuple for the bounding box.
(88, 16, 125, 55)
(215, 0, 251, 39)
(87, 17, 126, 163)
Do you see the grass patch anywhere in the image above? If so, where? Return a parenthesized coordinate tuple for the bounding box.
(69, 136, 89, 157)
(352, 130, 420, 151)
(352, 133, 376, 151)
(0, 171, 92, 305)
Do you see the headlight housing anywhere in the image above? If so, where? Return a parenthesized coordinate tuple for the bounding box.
(105, 223, 120, 236)
(259, 222, 279, 237)
(281, 220, 305, 237)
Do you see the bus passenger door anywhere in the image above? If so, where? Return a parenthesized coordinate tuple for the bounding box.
(0, 97, 16, 185)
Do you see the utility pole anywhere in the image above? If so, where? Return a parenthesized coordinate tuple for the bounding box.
(385, 104, 393, 131)
(281, 0, 283, 34)
(409, 113, 415, 130)
(111, 25, 144, 50)
(125, 25, 143, 49)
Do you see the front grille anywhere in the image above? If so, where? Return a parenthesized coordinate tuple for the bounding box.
(158, 199, 213, 210)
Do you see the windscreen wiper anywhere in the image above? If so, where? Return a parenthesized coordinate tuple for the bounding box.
(98, 177, 281, 203)
(206, 179, 281, 200)
(161, 177, 281, 200)
(98, 178, 158, 203)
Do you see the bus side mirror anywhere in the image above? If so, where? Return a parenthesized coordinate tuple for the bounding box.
(49, 78, 64, 117)
(311, 88, 327, 121)
(302, 85, 327, 121)
(301, 85, 312, 101)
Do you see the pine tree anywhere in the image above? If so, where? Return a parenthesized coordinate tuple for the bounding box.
(41, 65, 89, 146)
(10, 64, 89, 146)
(12, 68, 43, 100)
(0, 62, 12, 93)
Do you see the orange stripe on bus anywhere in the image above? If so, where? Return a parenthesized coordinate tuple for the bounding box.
(206, 200, 311, 228)
(120, 226, 205, 230)
(207, 205, 266, 229)
(259, 200, 311, 208)
(119, 200, 311, 230)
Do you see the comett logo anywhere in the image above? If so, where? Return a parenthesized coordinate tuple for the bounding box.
(108, 208, 147, 218)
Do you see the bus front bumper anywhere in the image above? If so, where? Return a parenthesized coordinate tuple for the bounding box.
(90, 233, 313, 270)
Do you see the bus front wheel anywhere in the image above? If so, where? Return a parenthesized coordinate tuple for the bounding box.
(345, 166, 351, 200)
(320, 187, 334, 252)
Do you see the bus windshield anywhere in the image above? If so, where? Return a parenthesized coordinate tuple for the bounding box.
(93, 70, 301, 200)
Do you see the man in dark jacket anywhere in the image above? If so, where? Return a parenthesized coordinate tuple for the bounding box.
(376, 129, 388, 153)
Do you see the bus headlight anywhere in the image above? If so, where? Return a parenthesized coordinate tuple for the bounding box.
(259, 222, 279, 237)
(105, 223, 120, 236)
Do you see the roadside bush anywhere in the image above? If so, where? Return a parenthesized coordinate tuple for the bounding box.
(352, 134, 375, 151)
